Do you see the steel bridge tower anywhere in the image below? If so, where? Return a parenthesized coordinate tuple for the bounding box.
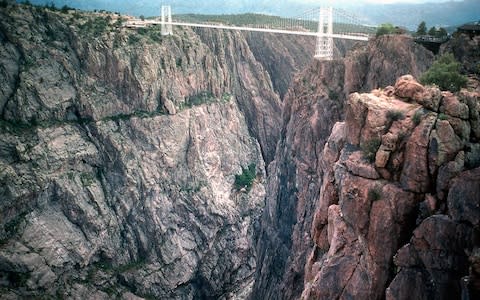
(315, 7, 333, 60)
(161, 5, 173, 35)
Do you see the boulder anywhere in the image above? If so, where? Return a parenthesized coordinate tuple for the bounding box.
(441, 92, 469, 119)
(394, 75, 425, 101)
(415, 86, 442, 111)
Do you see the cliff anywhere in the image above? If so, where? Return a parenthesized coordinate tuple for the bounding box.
(252, 34, 435, 299)
(303, 75, 479, 299)
(0, 4, 311, 299)
(252, 33, 479, 299)
(2, 3, 478, 300)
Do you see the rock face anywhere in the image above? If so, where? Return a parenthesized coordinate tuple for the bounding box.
(0, 5, 311, 299)
(304, 76, 479, 300)
(441, 33, 480, 75)
(252, 36, 433, 299)
(254, 66, 480, 298)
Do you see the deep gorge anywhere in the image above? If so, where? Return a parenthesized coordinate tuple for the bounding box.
(1, 3, 479, 300)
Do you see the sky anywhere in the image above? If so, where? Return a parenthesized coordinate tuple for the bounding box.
(25, 0, 477, 28)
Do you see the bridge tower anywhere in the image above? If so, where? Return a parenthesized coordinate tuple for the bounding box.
(315, 7, 333, 60)
(161, 5, 173, 35)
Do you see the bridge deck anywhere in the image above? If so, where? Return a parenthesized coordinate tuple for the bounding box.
(126, 20, 369, 41)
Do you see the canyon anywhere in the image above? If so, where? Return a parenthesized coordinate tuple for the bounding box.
(0, 3, 479, 300)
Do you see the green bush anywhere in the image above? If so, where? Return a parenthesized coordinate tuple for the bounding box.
(438, 113, 448, 120)
(386, 110, 405, 129)
(361, 138, 381, 163)
(61, 5, 72, 13)
(376, 23, 395, 37)
(368, 186, 382, 202)
(234, 163, 256, 191)
(128, 34, 140, 45)
(80, 172, 95, 187)
(420, 53, 467, 92)
(412, 109, 424, 125)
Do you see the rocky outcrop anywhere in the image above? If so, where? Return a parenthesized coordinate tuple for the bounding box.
(301, 75, 479, 299)
(0, 4, 307, 299)
(441, 33, 480, 75)
(252, 35, 435, 299)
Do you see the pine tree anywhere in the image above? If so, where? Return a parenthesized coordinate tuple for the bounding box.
(437, 27, 448, 38)
(416, 21, 427, 36)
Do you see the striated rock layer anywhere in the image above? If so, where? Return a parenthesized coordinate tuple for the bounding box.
(252, 34, 435, 300)
(0, 4, 313, 299)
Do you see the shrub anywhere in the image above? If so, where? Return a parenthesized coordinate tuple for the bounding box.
(368, 186, 382, 202)
(186, 91, 214, 107)
(376, 23, 395, 37)
(234, 163, 256, 191)
(386, 110, 405, 129)
(361, 138, 381, 163)
(80, 172, 95, 187)
(438, 113, 448, 120)
(386, 110, 405, 123)
(128, 34, 140, 45)
(60, 5, 72, 13)
(412, 109, 424, 125)
(329, 90, 339, 101)
(420, 53, 467, 92)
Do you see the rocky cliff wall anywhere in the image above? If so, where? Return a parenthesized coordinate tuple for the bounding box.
(252, 35, 437, 299)
(303, 75, 479, 299)
(0, 4, 310, 299)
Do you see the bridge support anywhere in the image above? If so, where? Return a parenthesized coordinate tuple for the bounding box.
(315, 7, 333, 60)
(161, 5, 173, 35)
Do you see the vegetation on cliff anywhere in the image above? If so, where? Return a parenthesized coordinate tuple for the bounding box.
(420, 53, 468, 92)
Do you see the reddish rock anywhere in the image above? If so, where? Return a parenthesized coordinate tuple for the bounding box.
(445, 115, 471, 142)
(386, 269, 432, 300)
(460, 90, 480, 140)
(429, 119, 464, 168)
(344, 150, 380, 179)
(394, 75, 425, 100)
(447, 167, 480, 227)
(441, 91, 469, 119)
(321, 122, 346, 168)
(345, 93, 369, 146)
(302, 204, 364, 299)
(415, 86, 442, 111)
(375, 149, 390, 168)
(389, 215, 473, 300)
(436, 151, 464, 199)
(381, 132, 399, 152)
(384, 86, 395, 97)
(400, 114, 436, 192)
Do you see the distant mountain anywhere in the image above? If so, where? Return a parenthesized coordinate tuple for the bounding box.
(23, 0, 480, 29)
(353, 0, 480, 29)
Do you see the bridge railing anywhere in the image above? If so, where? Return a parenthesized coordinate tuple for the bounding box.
(414, 35, 449, 43)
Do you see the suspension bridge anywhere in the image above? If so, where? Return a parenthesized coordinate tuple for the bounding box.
(125, 5, 375, 60)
